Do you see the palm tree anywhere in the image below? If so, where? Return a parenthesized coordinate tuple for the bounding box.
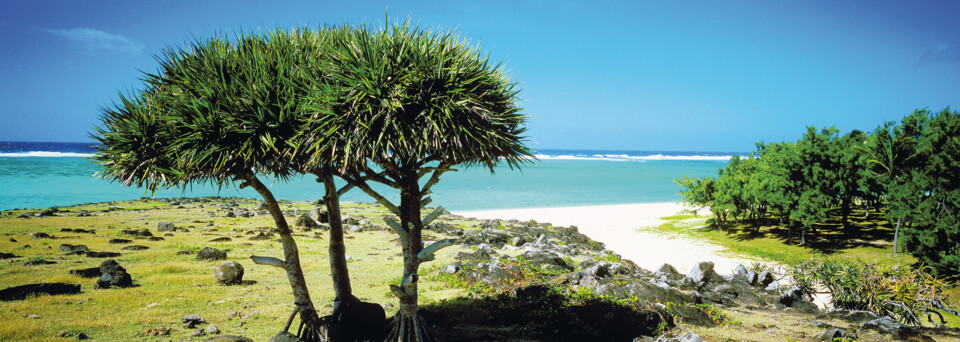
(93, 29, 365, 341)
(305, 20, 533, 341)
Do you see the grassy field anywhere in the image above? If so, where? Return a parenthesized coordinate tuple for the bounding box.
(0, 198, 474, 341)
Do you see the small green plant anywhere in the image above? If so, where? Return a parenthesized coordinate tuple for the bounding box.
(26, 256, 46, 263)
(596, 253, 621, 263)
(695, 303, 740, 325)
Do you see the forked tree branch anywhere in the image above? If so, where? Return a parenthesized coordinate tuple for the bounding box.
(417, 239, 456, 262)
(421, 206, 445, 226)
(250, 255, 287, 269)
(341, 173, 401, 216)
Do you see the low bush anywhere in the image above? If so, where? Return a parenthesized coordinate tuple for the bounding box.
(790, 258, 956, 325)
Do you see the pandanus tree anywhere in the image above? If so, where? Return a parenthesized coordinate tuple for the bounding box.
(305, 21, 533, 341)
(92, 30, 375, 341)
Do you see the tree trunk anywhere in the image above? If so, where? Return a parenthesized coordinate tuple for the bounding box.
(386, 169, 431, 342)
(893, 218, 901, 256)
(246, 174, 323, 341)
(320, 170, 358, 310)
(321, 170, 353, 304)
(841, 196, 851, 231)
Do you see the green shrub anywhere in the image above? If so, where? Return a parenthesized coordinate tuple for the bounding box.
(790, 258, 956, 325)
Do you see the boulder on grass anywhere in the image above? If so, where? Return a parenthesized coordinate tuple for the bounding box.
(96, 259, 133, 289)
(59, 244, 89, 253)
(214, 261, 244, 285)
(69, 267, 102, 278)
(86, 251, 122, 258)
(206, 335, 254, 342)
(0, 283, 81, 301)
(197, 247, 227, 261)
(157, 222, 177, 232)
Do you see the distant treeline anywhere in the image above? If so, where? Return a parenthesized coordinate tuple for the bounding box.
(676, 107, 960, 279)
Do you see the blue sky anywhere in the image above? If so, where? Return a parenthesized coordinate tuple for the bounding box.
(1, 1, 959, 152)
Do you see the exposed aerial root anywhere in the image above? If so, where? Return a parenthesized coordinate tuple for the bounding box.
(385, 311, 432, 342)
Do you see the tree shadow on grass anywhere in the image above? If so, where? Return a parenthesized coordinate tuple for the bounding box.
(419, 286, 666, 341)
(711, 208, 896, 255)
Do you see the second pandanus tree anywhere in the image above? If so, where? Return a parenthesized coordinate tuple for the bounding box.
(307, 21, 534, 341)
(93, 29, 375, 341)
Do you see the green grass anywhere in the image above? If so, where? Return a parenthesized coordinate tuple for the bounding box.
(0, 198, 476, 341)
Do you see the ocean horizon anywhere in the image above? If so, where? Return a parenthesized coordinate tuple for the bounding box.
(0, 141, 737, 211)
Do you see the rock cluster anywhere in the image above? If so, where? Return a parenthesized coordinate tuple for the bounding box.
(439, 217, 828, 340)
(445, 220, 804, 315)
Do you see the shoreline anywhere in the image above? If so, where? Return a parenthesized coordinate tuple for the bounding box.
(452, 202, 761, 274)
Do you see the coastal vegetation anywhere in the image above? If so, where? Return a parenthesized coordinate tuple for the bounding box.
(92, 19, 530, 342)
(7, 198, 960, 341)
(677, 108, 960, 280)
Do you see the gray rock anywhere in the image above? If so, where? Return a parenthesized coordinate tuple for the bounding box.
(86, 251, 122, 258)
(745, 270, 758, 285)
(157, 222, 177, 232)
(713, 284, 738, 297)
(348, 225, 362, 233)
(69, 267, 101, 278)
(455, 248, 494, 262)
(294, 214, 318, 229)
(192, 328, 206, 337)
(478, 260, 521, 285)
(206, 334, 253, 341)
(655, 263, 682, 282)
(205, 324, 219, 335)
(0, 283, 81, 301)
(586, 261, 612, 278)
(59, 244, 88, 253)
(520, 249, 572, 270)
(578, 274, 599, 287)
(268, 332, 303, 342)
(511, 236, 526, 247)
(827, 309, 878, 323)
(757, 270, 774, 287)
(197, 247, 227, 261)
(440, 263, 461, 274)
(733, 264, 749, 281)
(96, 259, 132, 288)
(684, 261, 719, 286)
(815, 327, 857, 341)
(764, 280, 780, 291)
(215, 261, 244, 285)
(779, 286, 804, 306)
(183, 314, 206, 324)
(460, 228, 511, 247)
(860, 316, 919, 339)
(655, 331, 705, 341)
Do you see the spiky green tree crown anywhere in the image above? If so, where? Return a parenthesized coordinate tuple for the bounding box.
(308, 20, 533, 173)
(93, 29, 332, 190)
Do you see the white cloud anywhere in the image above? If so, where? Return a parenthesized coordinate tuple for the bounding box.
(44, 28, 144, 56)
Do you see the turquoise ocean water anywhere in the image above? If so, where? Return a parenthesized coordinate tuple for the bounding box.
(0, 142, 734, 211)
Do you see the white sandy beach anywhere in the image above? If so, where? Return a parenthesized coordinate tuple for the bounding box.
(453, 202, 760, 275)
